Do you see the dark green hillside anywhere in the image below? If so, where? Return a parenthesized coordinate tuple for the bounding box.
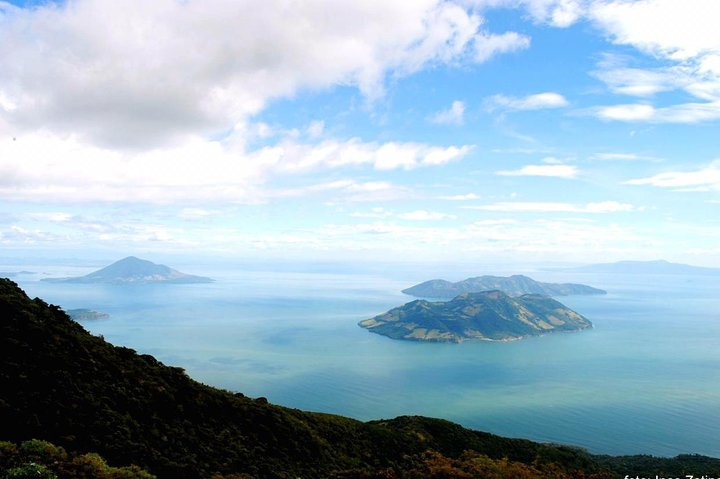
(1, 278, 718, 479)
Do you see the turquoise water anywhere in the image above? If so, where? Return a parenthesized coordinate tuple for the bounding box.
(10, 265, 720, 458)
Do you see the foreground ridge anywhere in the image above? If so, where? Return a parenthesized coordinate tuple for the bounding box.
(1, 278, 717, 479)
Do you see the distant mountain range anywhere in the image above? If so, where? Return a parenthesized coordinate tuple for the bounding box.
(360, 290, 592, 343)
(402, 274, 606, 299)
(41, 256, 213, 284)
(565, 260, 720, 275)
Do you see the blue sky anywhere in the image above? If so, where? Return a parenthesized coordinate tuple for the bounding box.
(1, 0, 719, 266)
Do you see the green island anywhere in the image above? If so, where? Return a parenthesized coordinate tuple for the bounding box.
(402, 274, 606, 299)
(359, 290, 592, 343)
(1, 278, 718, 479)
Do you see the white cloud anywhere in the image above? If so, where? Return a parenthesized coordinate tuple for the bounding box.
(590, 0, 720, 61)
(522, 0, 585, 27)
(465, 0, 585, 27)
(256, 139, 473, 172)
(593, 103, 655, 121)
(625, 160, 720, 191)
(473, 31, 531, 62)
(588, 0, 720, 124)
(429, 100, 466, 125)
(350, 208, 393, 219)
(314, 215, 646, 260)
(594, 101, 720, 123)
(590, 152, 660, 162)
(179, 208, 215, 219)
(350, 208, 455, 221)
(275, 180, 412, 203)
(472, 219, 517, 226)
(485, 92, 569, 111)
(28, 212, 74, 223)
(0, 133, 261, 204)
(438, 193, 481, 200)
(464, 201, 638, 213)
(592, 54, 690, 97)
(306, 120, 325, 139)
(496, 164, 579, 178)
(0, 91, 17, 112)
(0, 225, 62, 245)
(0, 132, 466, 204)
(0, 0, 530, 149)
(398, 210, 457, 221)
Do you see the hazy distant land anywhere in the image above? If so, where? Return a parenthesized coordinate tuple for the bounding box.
(66, 308, 110, 321)
(402, 274, 606, 299)
(564, 259, 720, 275)
(41, 256, 214, 284)
(360, 290, 592, 343)
(0, 271, 34, 278)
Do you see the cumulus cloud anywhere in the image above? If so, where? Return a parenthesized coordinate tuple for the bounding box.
(464, 201, 638, 213)
(588, 0, 720, 123)
(429, 100, 466, 125)
(590, 0, 720, 61)
(0, 0, 530, 149)
(485, 92, 569, 111)
(496, 164, 579, 178)
(0, 133, 466, 204)
(625, 160, 720, 192)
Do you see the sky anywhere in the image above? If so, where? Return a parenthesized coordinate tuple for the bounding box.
(1, 0, 719, 266)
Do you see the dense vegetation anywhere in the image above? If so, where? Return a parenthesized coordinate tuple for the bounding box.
(0, 439, 155, 479)
(1, 278, 718, 478)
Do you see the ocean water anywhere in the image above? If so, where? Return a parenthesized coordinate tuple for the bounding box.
(8, 264, 720, 458)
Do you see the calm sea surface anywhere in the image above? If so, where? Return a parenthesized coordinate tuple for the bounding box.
(9, 263, 720, 458)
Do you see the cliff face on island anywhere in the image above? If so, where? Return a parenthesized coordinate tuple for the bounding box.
(360, 290, 592, 343)
(402, 274, 606, 299)
(40, 256, 213, 284)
